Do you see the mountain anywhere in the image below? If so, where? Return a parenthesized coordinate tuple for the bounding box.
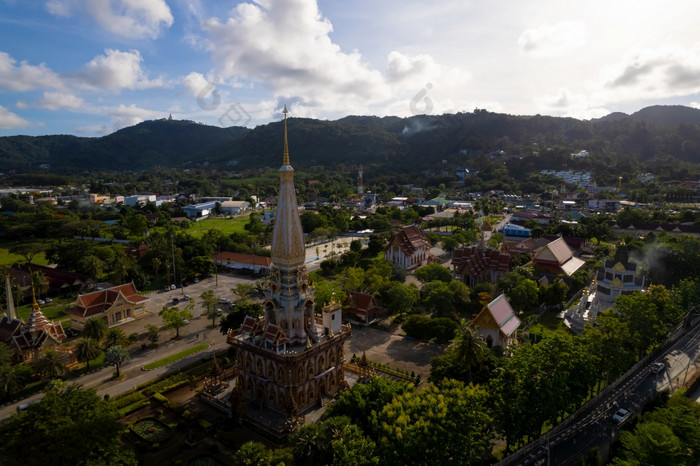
(2, 105, 700, 174)
(0, 119, 249, 172)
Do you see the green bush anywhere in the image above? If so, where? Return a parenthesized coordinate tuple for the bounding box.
(118, 399, 149, 417)
(112, 391, 146, 410)
(143, 373, 192, 396)
(153, 392, 168, 404)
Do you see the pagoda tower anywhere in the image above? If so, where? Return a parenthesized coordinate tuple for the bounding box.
(227, 107, 351, 428)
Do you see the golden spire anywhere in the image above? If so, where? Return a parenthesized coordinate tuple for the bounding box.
(31, 284, 39, 310)
(283, 105, 290, 166)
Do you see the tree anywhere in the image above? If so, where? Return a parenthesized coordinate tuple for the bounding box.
(32, 349, 66, 379)
(30, 271, 49, 299)
(231, 283, 254, 304)
(159, 305, 193, 339)
(102, 328, 128, 350)
(0, 384, 137, 466)
(414, 263, 452, 283)
(82, 317, 107, 342)
(0, 364, 31, 400)
(145, 324, 159, 346)
(450, 320, 488, 377)
(371, 381, 492, 465)
(290, 416, 379, 466)
(104, 345, 130, 377)
(384, 282, 419, 315)
(75, 337, 101, 371)
(9, 242, 47, 264)
(200, 290, 219, 326)
(614, 422, 684, 466)
(0, 342, 13, 367)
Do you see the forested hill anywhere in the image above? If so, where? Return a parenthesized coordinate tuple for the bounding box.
(2, 105, 700, 173)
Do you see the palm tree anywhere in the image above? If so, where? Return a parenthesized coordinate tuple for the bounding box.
(451, 319, 488, 377)
(200, 290, 219, 326)
(32, 349, 66, 379)
(75, 337, 101, 371)
(82, 318, 107, 342)
(232, 283, 254, 305)
(102, 328, 127, 350)
(31, 271, 49, 300)
(0, 365, 24, 399)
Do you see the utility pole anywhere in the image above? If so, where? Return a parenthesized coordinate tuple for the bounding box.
(171, 234, 176, 287)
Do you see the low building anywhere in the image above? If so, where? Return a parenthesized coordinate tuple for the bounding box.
(212, 251, 272, 275)
(220, 200, 251, 216)
(10, 263, 91, 297)
(471, 294, 521, 348)
(182, 201, 218, 218)
(593, 242, 646, 311)
(66, 283, 149, 330)
(344, 291, 381, 324)
(532, 237, 585, 277)
(499, 223, 532, 238)
(384, 225, 431, 271)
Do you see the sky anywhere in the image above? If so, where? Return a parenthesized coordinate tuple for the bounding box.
(1, 0, 700, 136)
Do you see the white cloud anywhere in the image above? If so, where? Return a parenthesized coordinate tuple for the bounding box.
(597, 43, 700, 101)
(0, 51, 63, 91)
(202, 0, 390, 115)
(45, 0, 173, 39)
(37, 91, 83, 110)
(183, 71, 211, 97)
(690, 102, 700, 109)
(0, 105, 30, 129)
(199, 0, 473, 118)
(518, 21, 587, 58)
(76, 49, 164, 91)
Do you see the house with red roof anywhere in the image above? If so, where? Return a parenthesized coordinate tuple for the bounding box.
(345, 291, 381, 324)
(471, 294, 521, 348)
(532, 237, 585, 277)
(66, 282, 149, 330)
(384, 225, 431, 271)
(212, 251, 272, 275)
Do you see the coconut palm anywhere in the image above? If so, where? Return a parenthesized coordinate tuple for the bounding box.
(102, 328, 127, 350)
(32, 349, 66, 379)
(75, 337, 101, 371)
(82, 318, 107, 342)
(31, 271, 49, 300)
(451, 319, 488, 376)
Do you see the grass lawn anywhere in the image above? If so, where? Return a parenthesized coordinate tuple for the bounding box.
(15, 296, 73, 322)
(184, 216, 249, 238)
(0, 244, 49, 267)
(526, 309, 571, 339)
(143, 343, 210, 370)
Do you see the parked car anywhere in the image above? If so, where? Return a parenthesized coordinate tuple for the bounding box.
(182, 319, 190, 325)
(37, 299, 45, 305)
(184, 295, 190, 300)
(612, 408, 631, 424)
(172, 297, 179, 304)
(216, 308, 224, 316)
(44, 297, 53, 303)
(170, 284, 176, 290)
(193, 278, 199, 283)
(218, 297, 231, 304)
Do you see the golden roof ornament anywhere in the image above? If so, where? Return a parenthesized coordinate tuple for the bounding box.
(283, 105, 290, 166)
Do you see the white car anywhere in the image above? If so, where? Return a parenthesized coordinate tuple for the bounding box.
(612, 408, 631, 424)
(651, 362, 665, 373)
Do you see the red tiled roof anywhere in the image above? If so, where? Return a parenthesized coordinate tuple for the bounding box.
(387, 225, 430, 256)
(212, 251, 272, 267)
(346, 291, 378, 311)
(487, 294, 521, 337)
(453, 246, 510, 277)
(67, 283, 148, 319)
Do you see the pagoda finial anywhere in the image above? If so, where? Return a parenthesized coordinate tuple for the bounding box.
(283, 105, 290, 166)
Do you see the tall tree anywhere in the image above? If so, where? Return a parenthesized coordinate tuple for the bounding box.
(0, 384, 137, 466)
(75, 337, 101, 371)
(82, 317, 107, 342)
(200, 290, 219, 326)
(159, 305, 193, 339)
(30, 271, 49, 299)
(32, 349, 66, 379)
(104, 345, 130, 378)
(102, 328, 127, 350)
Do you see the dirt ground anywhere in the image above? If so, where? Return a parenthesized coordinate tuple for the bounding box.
(344, 321, 443, 379)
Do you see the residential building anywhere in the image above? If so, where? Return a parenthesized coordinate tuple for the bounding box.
(220, 200, 251, 215)
(66, 283, 149, 330)
(384, 225, 431, 271)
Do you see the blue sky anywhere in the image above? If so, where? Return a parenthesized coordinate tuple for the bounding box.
(1, 0, 700, 136)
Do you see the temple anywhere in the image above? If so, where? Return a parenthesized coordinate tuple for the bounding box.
(226, 107, 351, 433)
